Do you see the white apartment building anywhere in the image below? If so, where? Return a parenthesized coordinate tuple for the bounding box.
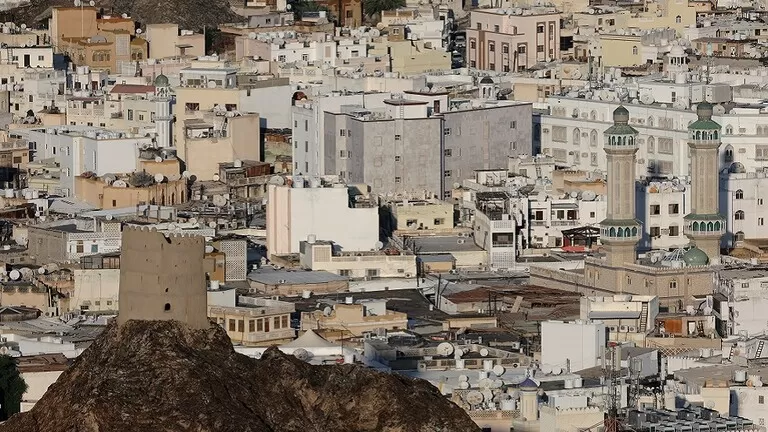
(721, 170, 768, 247)
(540, 88, 768, 179)
(719, 268, 768, 338)
(0, 46, 53, 68)
(9, 69, 66, 121)
(239, 33, 368, 66)
(472, 191, 526, 269)
(527, 192, 606, 249)
(266, 177, 379, 255)
(19, 126, 151, 197)
(636, 179, 690, 251)
(541, 320, 606, 373)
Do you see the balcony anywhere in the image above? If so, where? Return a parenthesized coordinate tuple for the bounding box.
(242, 328, 295, 343)
(551, 220, 578, 227)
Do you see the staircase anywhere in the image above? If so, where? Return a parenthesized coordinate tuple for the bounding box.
(756, 340, 765, 359)
(639, 303, 649, 333)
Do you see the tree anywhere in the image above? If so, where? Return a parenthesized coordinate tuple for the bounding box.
(363, 0, 405, 20)
(289, 0, 334, 23)
(0, 355, 27, 420)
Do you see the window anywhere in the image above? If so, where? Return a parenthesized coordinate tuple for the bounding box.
(736, 189, 744, 199)
(91, 244, 98, 253)
(518, 45, 526, 54)
(760, 396, 765, 404)
(470, 40, 476, 49)
(669, 225, 679, 236)
(395, 176, 401, 183)
(229, 319, 236, 331)
(127, 109, 134, 120)
(537, 24, 544, 33)
(339, 269, 351, 276)
(395, 155, 401, 162)
(340, 129, 345, 136)
(470, 60, 476, 68)
(489, 42, 495, 52)
(510, 121, 517, 129)
(38, 55, 44, 61)
(394, 134, 401, 141)
(650, 226, 661, 237)
(650, 205, 661, 215)
(305, 141, 308, 152)
(273, 316, 280, 329)
(632, 46, 638, 55)
(237, 320, 244, 332)
(675, 15, 681, 23)
(735, 210, 745, 220)
(112, 200, 117, 207)
(760, 199, 764, 205)
(281, 315, 288, 328)
(257, 319, 263, 331)
(301, 54, 309, 61)
(757, 146, 768, 160)
(590, 211, 596, 218)
(76, 241, 84, 253)
(668, 203, 679, 214)
(760, 218, 764, 226)
(502, 45, 509, 54)
(278, 55, 286, 62)
(249, 320, 255, 332)
(658, 138, 674, 154)
(444, 149, 452, 157)
(305, 120, 308, 131)
(494, 25, 499, 32)
(537, 45, 544, 53)
(444, 170, 452, 177)
(434, 218, 445, 225)
(552, 126, 567, 142)
(669, 280, 678, 289)
(444, 128, 451, 135)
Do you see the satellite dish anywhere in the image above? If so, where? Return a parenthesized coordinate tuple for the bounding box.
(189, 217, 198, 225)
(208, 221, 217, 228)
(293, 348, 310, 361)
(459, 374, 469, 382)
(478, 378, 493, 388)
(154, 156, 163, 163)
(212, 173, 220, 182)
(136, 28, 143, 34)
(189, 175, 197, 183)
(464, 390, 484, 405)
(437, 342, 454, 356)
(9, 270, 20, 281)
(37, 267, 47, 275)
(286, 3, 292, 9)
(112, 180, 127, 188)
(480, 348, 489, 357)
(212, 195, 227, 207)
(154, 173, 165, 183)
(323, 306, 332, 316)
(375, 241, 384, 250)
(207, 81, 217, 89)
(73, 0, 81, 6)
(459, 381, 470, 389)
(182, 171, 191, 179)
(248, 32, 257, 39)
(493, 365, 505, 376)
(105, 214, 114, 221)
(121, 13, 128, 18)
(89, 0, 94, 5)
(490, 379, 504, 389)
(20, 24, 26, 30)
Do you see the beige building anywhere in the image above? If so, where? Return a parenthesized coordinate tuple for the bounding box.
(208, 298, 295, 346)
(369, 40, 450, 75)
(248, 270, 349, 297)
(71, 252, 121, 312)
(385, 199, 454, 232)
(117, 227, 209, 329)
(301, 299, 408, 337)
(299, 240, 417, 279)
(145, 24, 205, 59)
(74, 175, 187, 209)
(466, 8, 562, 72)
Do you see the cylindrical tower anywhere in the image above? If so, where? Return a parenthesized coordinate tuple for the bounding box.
(684, 102, 724, 261)
(600, 105, 641, 268)
(518, 378, 539, 422)
(154, 74, 173, 149)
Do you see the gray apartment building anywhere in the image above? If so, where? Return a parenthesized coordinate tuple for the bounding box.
(323, 89, 532, 198)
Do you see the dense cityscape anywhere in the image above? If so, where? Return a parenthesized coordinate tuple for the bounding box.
(0, 0, 762, 430)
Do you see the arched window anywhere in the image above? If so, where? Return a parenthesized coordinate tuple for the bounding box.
(726, 125, 733, 135)
(617, 227, 624, 237)
(610, 227, 617, 237)
(647, 136, 655, 153)
(631, 227, 638, 236)
(675, 15, 682, 23)
(572, 108, 580, 118)
(735, 231, 745, 242)
(573, 128, 581, 146)
(736, 189, 744, 199)
(171, 193, 175, 205)
(590, 130, 598, 147)
(707, 222, 714, 232)
(632, 46, 638, 55)
(735, 210, 745, 220)
(714, 221, 721, 231)
(724, 145, 734, 163)
(624, 227, 631, 237)
(713, 130, 718, 139)
(647, 116, 654, 127)
(590, 110, 597, 120)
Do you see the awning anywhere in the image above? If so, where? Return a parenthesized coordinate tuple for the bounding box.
(588, 311, 640, 319)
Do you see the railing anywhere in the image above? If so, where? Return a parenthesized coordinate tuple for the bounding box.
(551, 220, 578, 226)
(242, 328, 295, 343)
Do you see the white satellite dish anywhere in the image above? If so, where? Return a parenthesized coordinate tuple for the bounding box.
(154, 173, 165, 183)
(248, 32, 257, 39)
(212, 173, 220, 182)
(478, 378, 493, 388)
(212, 195, 227, 207)
(207, 80, 217, 89)
(154, 156, 163, 163)
(37, 267, 47, 275)
(464, 390, 484, 405)
(89, 0, 94, 5)
(204, 245, 214, 254)
(293, 348, 310, 361)
(437, 342, 454, 356)
(112, 180, 127, 188)
(490, 379, 504, 389)
(323, 306, 332, 316)
(73, 0, 81, 6)
(189, 217, 198, 225)
(375, 241, 384, 250)
(268, 176, 285, 186)
(208, 221, 217, 228)
(459, 375, 469, 382)
(182, 171, 191, 179)
(492, 365, 505, 376)
(9, 270, 20, 281)
(480, 348, 489, 357)
(20, 24, 26, 30)
(105, 214, 114, 221)
(459, 381, 470, 389)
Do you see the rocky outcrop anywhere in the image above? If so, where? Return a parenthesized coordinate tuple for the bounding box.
(1, 320, 479, 432)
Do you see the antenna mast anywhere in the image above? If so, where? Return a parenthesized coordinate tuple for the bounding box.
(603, 344, 624, 432)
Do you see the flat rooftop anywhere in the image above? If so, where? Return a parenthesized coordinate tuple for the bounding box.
(411, 236, 483, 253)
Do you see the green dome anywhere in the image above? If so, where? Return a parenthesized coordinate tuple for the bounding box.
(683, 247, 709, 267)
(154, 74, 169, 87)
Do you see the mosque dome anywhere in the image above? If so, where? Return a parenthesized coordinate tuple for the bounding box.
(612, 105, 629, 124)
(480, 76, 494, 84)
(683, 246, 709, 267)
(154, 74, 169, 87)
(518, 377, 539, 390)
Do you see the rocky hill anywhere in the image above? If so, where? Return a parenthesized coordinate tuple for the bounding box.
(0, 320, 480, 432)
(0, 0, 242, 31)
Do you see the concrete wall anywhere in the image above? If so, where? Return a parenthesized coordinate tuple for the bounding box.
(72, 268, 120, 312)
(117, 227, 209, 329)
(21, 370, 63, 406)
(541, 320, 605, 373)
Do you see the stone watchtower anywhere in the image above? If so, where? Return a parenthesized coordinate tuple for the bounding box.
(684, 102, 724, 261)
(117, 227, 209, 329)
(600, 105, 641, 267)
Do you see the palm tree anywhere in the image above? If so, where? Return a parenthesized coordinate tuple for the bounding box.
(0, 355, 27, 420)
(363, 0, 405, 20)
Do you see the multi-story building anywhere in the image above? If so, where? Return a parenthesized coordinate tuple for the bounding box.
(144, 24, 204, 59)
(636, 179, 690, 251)
(466, 7, 561, 72)
(27, 217, 122, 263)
(0, 46, 54, 68)
(471, 191, 525, 270)
(208, 297, 296, 347)
(323, 88, 532, 197)
(299, 239, 417, 278)
(300, 298, 408, 337)
(720, 169, 768, 247)
(266, 177, 379, 255)
(71, 252, 121, 313)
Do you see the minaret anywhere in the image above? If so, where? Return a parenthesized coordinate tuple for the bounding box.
(684, 102, 724, 261)
(154, 74, 172, 148)
(600, 106, 641, 267)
